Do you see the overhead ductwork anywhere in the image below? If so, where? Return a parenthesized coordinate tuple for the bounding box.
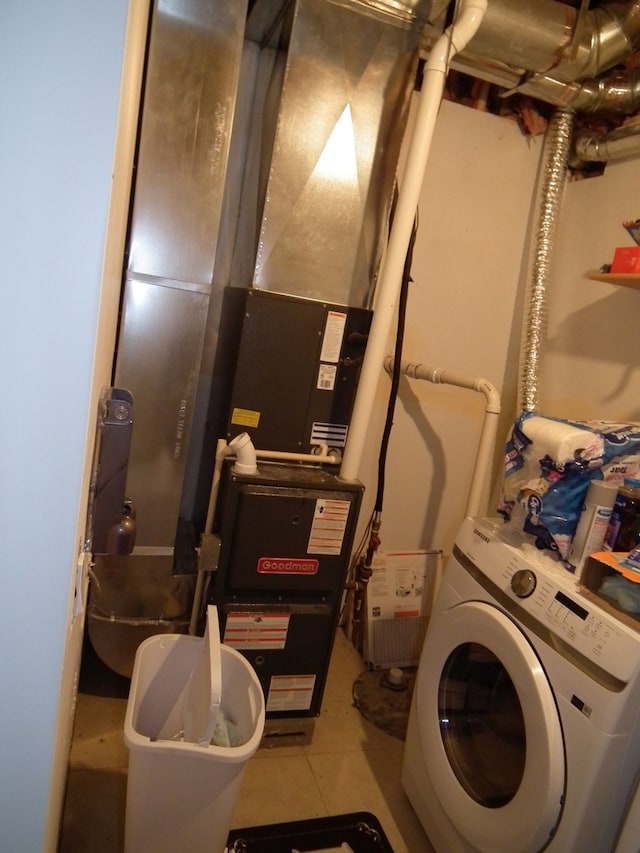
(425, 0, 640, 162)
(573, 118, 640, 162)
(235, 0, 430, 308)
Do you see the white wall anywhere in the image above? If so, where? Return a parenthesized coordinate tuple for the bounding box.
(542, 157, 640, 423)
(0, 2, 136, 849)
(354, 100, 542, 557)
(353, 100, 640, 567)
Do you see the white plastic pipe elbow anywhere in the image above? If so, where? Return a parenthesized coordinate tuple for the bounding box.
(228, 432, 258, 475)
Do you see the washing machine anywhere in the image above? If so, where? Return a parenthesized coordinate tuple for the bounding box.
(615, 768, 640, 853)
(402, 516, 640, 853)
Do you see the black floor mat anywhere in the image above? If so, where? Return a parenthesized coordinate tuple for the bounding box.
(226, 811, 394, 852)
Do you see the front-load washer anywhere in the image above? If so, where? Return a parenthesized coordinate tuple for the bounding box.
(402, 516, 640, 853)
(615, 767, 640, 852)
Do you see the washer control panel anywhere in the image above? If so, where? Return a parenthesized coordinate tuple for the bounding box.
(457, 518, 639, 684)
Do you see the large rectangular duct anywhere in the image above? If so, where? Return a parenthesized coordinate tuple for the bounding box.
(231, 0, 429, 308)
(115, 0, 247, 549)
(88, 0, 248, 677)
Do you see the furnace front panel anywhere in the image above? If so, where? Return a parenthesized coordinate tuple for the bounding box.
(211, 461, 363, 719)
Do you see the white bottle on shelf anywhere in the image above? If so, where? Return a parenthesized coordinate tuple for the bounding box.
(569, 480, 618, 574)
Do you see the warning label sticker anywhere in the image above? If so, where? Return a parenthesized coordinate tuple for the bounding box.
(266, 674, 316, 712)
(307, 499, 350, 555)
(231, 407, 260, 428)
(319, 311, 346, 363)
(223, 613, 289, 650)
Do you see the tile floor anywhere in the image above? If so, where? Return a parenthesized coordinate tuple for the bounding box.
(59, 629, 433, 852)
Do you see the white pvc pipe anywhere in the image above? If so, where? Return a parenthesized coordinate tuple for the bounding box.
(384, 357, 501, 517)
(466, 409, 500, 517)
(205, 439, 229, 534)
(190, 438, 229, 635)
(386, 358, 500, 413)
(339, 0, 488, 483)
(229, 431, 258, 475)
(254, 448, 341, 464)
(203, 435, 339, 534)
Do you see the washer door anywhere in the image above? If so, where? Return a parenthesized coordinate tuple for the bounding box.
(416, 600, 565, 853)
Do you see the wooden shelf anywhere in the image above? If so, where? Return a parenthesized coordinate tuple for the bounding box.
(586, 271, 640, 289)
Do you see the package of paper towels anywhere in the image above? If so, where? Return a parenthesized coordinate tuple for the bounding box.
(498, 413, 640, 565)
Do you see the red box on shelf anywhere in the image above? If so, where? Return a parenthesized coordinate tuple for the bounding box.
(610, 246, 640, 273)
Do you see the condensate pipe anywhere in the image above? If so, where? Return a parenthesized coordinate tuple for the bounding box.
(190, 438, 228, 635)
(252, 448, 341, 465)
(203, 433, 340, 534)
(340, 0, 488, 483)
(384, 357, 501, 516)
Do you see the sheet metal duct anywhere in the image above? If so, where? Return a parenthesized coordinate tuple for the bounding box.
(235, 0, 429, 308)
(574, 118, 640, 162)
(443, 0, 640, 106)
(116, 0, 247, 551)
(426, 0, 640, 161)
(89, 0, 248, 677)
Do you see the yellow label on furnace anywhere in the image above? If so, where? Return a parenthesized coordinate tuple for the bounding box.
(231, 408, 261, 428)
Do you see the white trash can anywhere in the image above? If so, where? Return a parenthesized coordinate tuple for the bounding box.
(123, 630, 265, 853)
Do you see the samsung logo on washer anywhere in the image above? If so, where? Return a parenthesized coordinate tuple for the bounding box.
(257, 557, 319, 575)
(473, 528, 491, 544)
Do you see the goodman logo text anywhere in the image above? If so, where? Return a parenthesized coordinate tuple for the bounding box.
(257, 557, 319, 575)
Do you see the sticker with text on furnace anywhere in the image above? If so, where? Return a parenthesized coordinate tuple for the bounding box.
(307, 499, 350, 555)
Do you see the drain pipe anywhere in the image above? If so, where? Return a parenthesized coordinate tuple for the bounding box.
(384, 357, 501, 516)
(340, 0, 488, 483)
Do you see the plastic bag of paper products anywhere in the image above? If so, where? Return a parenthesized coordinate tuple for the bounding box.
(497, 413, 640, 564)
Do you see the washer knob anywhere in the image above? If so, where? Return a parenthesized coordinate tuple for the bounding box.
(511, 568, 536, 598)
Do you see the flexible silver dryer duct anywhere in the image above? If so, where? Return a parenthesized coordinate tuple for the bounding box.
(519, 107, 575, 414)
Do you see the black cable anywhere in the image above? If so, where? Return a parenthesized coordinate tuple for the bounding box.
(374, 212, 418, 514)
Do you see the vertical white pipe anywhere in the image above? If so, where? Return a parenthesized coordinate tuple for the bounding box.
(340, 0, 488, 482)
(465, 410, 500, 516)
(205, 439, 229, 533)
(190, 439, 229, 635)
